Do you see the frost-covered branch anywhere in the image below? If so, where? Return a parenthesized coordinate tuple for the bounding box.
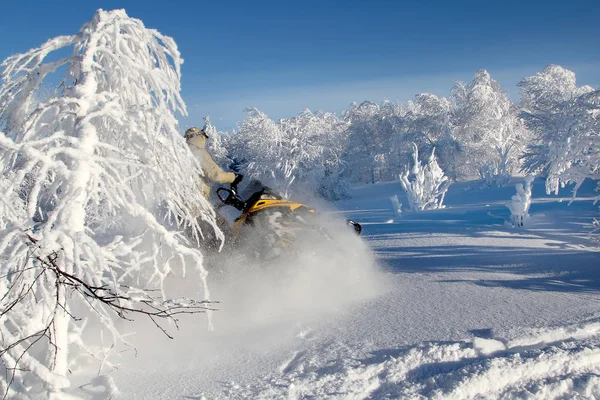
(0, 9, 218, 399)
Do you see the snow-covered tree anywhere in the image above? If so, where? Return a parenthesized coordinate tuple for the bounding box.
(342, 101, 401, 183)
(452, 70, 529, 185)
(519, 65, 598, 196)
(0, 9, 215, 399)
(202, 116, 233, 170)
(341, 96, 459, 184)
(280, 109, 349, 199)
(234, 108, 349, 199)
(401, 93, 460, 180)
(400, 143, 451, 211)
(234, 108, 291, 194)
(506, 176, 534, 227)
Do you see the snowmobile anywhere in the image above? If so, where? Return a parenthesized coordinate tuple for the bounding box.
(215, 179, 361, 261)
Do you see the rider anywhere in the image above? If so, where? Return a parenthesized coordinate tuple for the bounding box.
(184, 126, 243, 198)
(185, 126, 243, 253)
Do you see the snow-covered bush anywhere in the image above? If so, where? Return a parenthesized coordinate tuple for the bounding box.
(0, 9, 215, 399)
(506, 176, 534, 227)
(400, 143, 451, 211)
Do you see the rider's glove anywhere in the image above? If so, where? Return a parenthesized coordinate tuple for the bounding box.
(232, 173, 244, 186)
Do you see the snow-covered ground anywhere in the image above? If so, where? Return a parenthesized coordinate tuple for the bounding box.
(110, 178, 600, 399)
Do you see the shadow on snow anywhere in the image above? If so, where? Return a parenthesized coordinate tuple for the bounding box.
(337, 178, 600, 296)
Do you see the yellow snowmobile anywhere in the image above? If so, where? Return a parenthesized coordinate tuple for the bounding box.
(216, 179, 361, 260)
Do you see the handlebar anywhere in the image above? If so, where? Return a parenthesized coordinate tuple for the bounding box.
(231, 173, 244, 195)
(216, 187, 246, 211)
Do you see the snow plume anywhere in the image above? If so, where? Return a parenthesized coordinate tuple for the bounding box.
(0, 9, 215, 399)
(400, 143, 451, 211)
(196, 209, 381, 335)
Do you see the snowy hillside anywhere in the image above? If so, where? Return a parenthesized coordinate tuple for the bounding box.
(109, 178, 600, 400)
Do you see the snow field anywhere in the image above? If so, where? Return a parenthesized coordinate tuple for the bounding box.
(223, 322, 600, 399)
(109, 179, 600, 399)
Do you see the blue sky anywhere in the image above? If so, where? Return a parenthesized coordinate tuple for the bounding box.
(1, 0, 598, 130)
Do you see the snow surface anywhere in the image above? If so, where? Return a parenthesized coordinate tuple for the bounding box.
(106, 178, 599, 399)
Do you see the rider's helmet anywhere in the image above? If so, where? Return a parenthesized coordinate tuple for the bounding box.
(185, 127, 209, 148)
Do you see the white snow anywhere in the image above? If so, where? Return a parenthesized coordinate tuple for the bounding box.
(97, 178, 600, 400)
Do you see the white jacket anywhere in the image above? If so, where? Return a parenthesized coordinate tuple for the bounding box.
(189, 137, 236, 198)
